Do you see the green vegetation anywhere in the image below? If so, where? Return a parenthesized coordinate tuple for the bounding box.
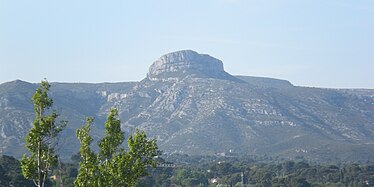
(136, 155, 374, 187)
(2, 154, 374, 186)
(74, 117, 96, 187)
(0, 155, 33, 186)
(20, 80, 67, 187)
(74, 109, 160, 186)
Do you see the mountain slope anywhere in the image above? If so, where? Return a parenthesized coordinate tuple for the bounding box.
(0, 50, 373, 162)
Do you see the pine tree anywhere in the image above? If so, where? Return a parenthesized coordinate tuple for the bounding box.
(20, 80, 67, 187)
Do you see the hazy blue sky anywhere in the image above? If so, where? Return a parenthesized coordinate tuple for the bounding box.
(0, 0, 373, 88)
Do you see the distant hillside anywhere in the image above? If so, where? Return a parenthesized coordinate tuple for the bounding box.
(235, 75, 293, 89)
(1, 50, 373, 163)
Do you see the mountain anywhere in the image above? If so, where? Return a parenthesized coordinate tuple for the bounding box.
(1, 50, 374, 162)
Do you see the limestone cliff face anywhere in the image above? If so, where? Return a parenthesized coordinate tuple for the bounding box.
(147, 50, 234, 81)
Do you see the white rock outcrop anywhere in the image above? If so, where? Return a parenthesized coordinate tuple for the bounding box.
(147, 50, 227, 80)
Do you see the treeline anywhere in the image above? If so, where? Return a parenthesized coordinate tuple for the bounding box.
(139, 156, 374, 187)
(1, 154, 374, 187)
(0, 155, 34, 186)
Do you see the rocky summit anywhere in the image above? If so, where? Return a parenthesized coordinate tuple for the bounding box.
(147, 50, 239, 82)
(1, 50, 374, 162)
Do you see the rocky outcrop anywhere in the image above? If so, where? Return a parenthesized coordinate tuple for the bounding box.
(147, 50, 239, 81)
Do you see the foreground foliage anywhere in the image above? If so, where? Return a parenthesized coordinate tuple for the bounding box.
(74, 108, 160, 187)
(1, 154, 374, 187)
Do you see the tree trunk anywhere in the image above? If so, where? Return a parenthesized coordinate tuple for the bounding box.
(38, 141, 42, 187)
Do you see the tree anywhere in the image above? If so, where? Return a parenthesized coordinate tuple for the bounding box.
(74, 108, 160, 187)
(20, 80, 67, 187)
(74, 117, 97, 187)
(126, 129, 160, 185)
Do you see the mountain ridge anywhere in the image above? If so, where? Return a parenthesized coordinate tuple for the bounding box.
(1, 50, 373, 162)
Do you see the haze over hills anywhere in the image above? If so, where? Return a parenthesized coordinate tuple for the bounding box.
(0, 50, 373, 162)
